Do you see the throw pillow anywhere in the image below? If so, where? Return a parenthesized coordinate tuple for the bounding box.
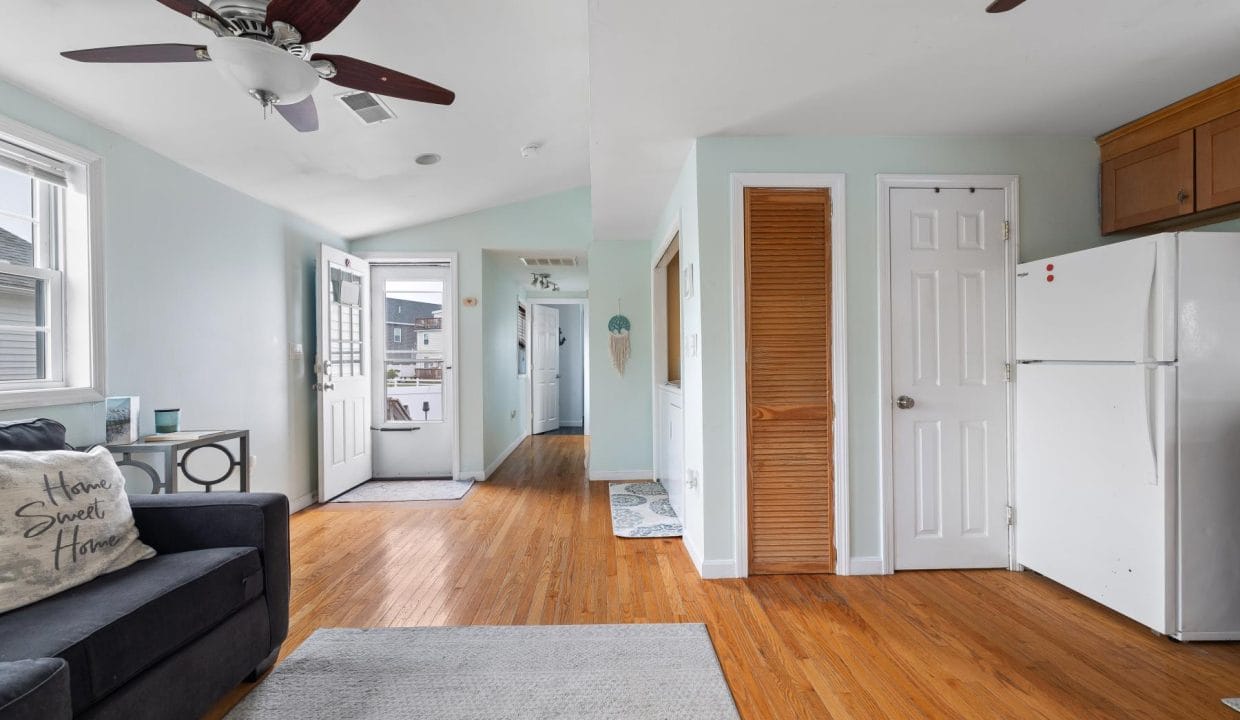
(0, 446, 155, 614)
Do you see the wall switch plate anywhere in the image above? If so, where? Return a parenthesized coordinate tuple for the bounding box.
(290, 343, 304, 358)
(687, 468, 700, 490)
(686, 333, 699, 358)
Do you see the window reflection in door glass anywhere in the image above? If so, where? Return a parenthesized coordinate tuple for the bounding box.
(383, 280, 444, 422)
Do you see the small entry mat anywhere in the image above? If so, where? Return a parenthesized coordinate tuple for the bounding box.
(332, 478, 473, 503)
(609, 480, 683, 537)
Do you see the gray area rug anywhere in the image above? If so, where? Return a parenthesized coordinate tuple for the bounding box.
(332, 478, 474, 503)
(609, 481, 683, 538)
(226, 625, 739, 720)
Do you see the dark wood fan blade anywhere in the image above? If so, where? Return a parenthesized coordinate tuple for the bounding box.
(316, 54, 455, 106)
(61, 44, 209, 64)
(154, 0, 225, 23)
(986, 0, 1028, 12)
(266, 0, 360, 43)
(276, 97, 320, 133)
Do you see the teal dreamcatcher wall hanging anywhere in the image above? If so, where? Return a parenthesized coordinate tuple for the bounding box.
(608, 304, 631, 375)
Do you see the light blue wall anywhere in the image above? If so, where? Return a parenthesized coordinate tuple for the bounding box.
(651, 146, 705, 559)
(0, 79, 344, 503)
(350, 187, 593, 476)
(558, 304, 585, 425)
(587, 241, 653, 477)
(670, 135, 1104, 566)
(481, 251, 525, 470)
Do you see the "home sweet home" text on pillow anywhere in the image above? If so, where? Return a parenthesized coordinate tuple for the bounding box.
(0, 447, 155, 614)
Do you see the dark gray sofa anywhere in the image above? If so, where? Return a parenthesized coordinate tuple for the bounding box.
(0, 420, 290, 720)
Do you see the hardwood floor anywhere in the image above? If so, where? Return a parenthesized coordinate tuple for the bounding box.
(209, 435, 1240, 719)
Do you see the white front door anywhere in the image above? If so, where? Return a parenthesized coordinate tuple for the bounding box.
(890, 187, 1011, 570)
(369, 264, 455, 478)
(532, 304, 561, 434)
(316, 245, 372, 501)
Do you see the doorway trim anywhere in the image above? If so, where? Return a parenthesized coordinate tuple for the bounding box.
(355, 250, 462, 482)
(876, 174, 1021, 575)
(525, 297, 590, 438)
(730, 172, 849, 577)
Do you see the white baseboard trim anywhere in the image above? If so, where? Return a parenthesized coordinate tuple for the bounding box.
(587, 469, 653, 482)
(484, 432, 526, 479)
(561, 420, 584, 427)
(459, 468, 485, 482)
(699, 558, 741, 579)
(682, 531, 704, 570)
(289, 491, 317, 514)
(845, 556, 887, 576)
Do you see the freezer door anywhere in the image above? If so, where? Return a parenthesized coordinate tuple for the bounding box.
(1016, 234, 1176, 362)
(1015, 363, 1176, 634)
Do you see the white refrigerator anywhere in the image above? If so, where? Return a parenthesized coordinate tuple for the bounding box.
(1015, 231, 1240, 640)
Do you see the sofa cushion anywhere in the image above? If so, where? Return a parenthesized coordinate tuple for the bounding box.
(0, 419, 67, 452)
(0, 547, 262, 714)
(0, 447, 156, 614)
(0, 658, 71, 720)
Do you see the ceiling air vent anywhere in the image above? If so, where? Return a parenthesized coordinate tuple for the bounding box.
(336, 91, 396, 125)
(521, 257, 579, 268)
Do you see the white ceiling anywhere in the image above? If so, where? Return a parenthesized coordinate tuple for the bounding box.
(0, 0, 591, 238)
(588, 0, 1240, 242)
(2, 1, 1239, 244)
(488, 250, 589, 294)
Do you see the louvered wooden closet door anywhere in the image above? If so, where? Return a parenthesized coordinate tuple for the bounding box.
(745, 187, 834, 575)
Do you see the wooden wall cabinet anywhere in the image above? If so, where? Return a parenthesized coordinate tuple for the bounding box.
(1098, 75, 1240, 235)
(1196, 109, 1240, 211)
(1101, 131, 1194, 234)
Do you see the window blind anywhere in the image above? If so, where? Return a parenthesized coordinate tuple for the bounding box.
(0, 138, 70, 189)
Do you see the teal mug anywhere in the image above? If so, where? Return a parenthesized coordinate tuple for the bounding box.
(154, 408, 181, 434)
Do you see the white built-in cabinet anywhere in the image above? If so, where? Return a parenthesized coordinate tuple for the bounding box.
(658, 385, 685, 520)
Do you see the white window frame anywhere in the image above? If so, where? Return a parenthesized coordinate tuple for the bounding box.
(0, 114, 104, 410)
(392, 325, 402, 344)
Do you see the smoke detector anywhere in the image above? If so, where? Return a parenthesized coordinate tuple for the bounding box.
(521, 143, 542, 159)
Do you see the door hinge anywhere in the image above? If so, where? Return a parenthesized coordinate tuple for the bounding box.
(1002, 220, 1011, 242)
(1006, 505, 1015, 527)
(1004, 362, 1013, 382)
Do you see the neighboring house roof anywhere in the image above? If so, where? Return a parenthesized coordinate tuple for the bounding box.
(386, 298, 441, 325)
(0, 227, 32, 267)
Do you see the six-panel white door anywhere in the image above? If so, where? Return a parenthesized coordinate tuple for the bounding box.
(890, 187, 1011, 570)
(316, 245, 372, 502)
(532, 304, 561, 434)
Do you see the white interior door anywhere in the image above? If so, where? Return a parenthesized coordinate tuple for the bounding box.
(890, 187, 1011, 570)
(532, 304, 561, 434)
(369, 264, 455, 478)
(316, 245, 372, 501)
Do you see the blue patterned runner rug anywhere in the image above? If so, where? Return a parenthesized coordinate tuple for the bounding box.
(608, 481, 683, 538)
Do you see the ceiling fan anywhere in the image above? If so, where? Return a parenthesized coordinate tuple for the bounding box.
(60, 0, 455, 133)
(986, 0, 1028, 12)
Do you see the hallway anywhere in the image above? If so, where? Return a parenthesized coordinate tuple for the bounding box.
(212, 435, 1240, 719)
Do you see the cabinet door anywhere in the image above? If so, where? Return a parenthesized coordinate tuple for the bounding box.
(1101, 130, 1194, 234)
(1196, 109, 1240, 211)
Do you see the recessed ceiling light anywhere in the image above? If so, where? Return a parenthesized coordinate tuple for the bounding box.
(415, 153, 441, 166)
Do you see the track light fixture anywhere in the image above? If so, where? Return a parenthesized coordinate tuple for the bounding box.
(530, 272, 560, 292)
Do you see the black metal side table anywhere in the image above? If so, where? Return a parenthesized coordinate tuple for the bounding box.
(106, 430, 250, 494)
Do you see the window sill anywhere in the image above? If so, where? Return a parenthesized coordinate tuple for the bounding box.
(0, 385, 105, 412)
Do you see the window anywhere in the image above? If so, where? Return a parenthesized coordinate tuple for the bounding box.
(393, 326, 402, 344)
(0, 118, 103, 409)
(422, 334, 430, 346)
(657, 233, 682, 386)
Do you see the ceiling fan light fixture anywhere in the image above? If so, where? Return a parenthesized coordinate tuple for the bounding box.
(206, 36, 320, 106)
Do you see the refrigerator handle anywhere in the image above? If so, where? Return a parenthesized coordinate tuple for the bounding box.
(1141, 242, 1158, 363)
(1143, 367, 1159, 486)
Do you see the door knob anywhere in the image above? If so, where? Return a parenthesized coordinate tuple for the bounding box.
(896, 395, 916, 410)
(1177, 189, 1190, 204)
